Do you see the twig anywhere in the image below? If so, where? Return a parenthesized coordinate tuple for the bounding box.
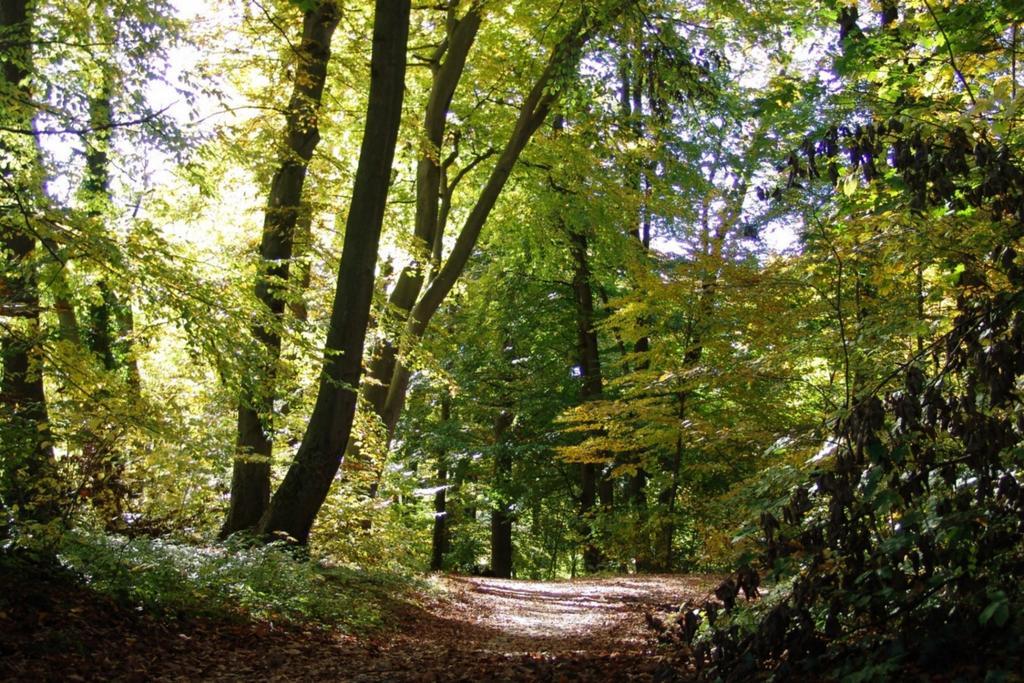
(0, 103, 176, 137)
(921, 0, 976, 106)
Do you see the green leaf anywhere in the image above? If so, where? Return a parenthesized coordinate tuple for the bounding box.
(979, 593, 1010, 627)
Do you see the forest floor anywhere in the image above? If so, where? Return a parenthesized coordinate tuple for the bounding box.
(1, 559, 717, 682)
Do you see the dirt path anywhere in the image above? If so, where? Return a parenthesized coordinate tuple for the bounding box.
(344, 575, 717, 682)
(2, 567, 715, 681)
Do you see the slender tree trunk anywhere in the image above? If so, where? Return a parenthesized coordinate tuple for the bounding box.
(81, 277, 126, 528)
(598, 470, 613, 509)
(346, 7, 481, 518)
(579, 462, 599, 568)
(365, 10, 621, 470)
(619, 57, 652, 516)
(75, 52, 150, 528)
(0, 0, 58, 525)
(569, 230, 607, 572)
(79, 47, 128, 378)
(628, 468, 647, 505)
(346, 9, 618, 529)
(223, 1, 341, 537)
(358, 6, 481, 437)
(656, 393, 686, 568)
(490, 410, 514, 578)
(354, 9, 635, 539)
(431, 461, 448, 570)
(648, 181, 744, 569)
(430, 393, 452, 571)
(255, 0, 411, 545)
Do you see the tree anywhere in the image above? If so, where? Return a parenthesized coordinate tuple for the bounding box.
(1, 0, 59, 527)
(222, 0, 340, 537)
(254, 0, 411, 545)
(354, 1, 637, 473)
(429, 391, 452, 571)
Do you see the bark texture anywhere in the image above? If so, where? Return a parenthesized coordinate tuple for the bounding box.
(619, 58, 653, 524)
(255, 0, 411, 544)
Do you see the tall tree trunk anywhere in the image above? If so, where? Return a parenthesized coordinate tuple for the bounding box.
(80, 75, 131, 379)
(431, 461, 448, 571)
(73, 49, 147, 528)
(655, 393, 686, 568)
(223, 1, 341, 537)
(373, 11, 613, 457)
(490, 410, 514, 578)
(649, 176, 746, 570)
(579, 463, 600, 571)
(619, 56, 652, 518)
(359, 6, 481, 434)
(569, 230, 607, 572)
(0, 0, 58, 525)
(255, 0, 411, 545)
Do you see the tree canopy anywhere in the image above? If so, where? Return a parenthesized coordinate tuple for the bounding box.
(2, 0, 1023, 679)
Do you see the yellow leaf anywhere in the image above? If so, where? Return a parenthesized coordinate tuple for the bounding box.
(842, 174, 858, 196)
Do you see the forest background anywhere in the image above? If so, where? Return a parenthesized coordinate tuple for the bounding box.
(2, 0, 1023, 679)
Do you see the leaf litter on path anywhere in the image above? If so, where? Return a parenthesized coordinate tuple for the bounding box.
(1, 560, 717, 682)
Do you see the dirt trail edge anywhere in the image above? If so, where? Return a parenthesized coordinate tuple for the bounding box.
(350, 574, 718, 682)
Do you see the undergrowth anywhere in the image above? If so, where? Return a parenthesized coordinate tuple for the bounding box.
(50, 529, 418, 632)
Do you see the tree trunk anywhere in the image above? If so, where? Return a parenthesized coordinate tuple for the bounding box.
(223, 1, 341, 537)
(287, 208, 313, 324)
(369, 9, 619, 462)
(50, 266, 81, 345)
(349, 3, 481, 488)
(75, 56, 145, 528)
(568, 229, 608, 572)
(490, 410, 514, 578)
(0, 0, 58, 525)
(619, 56, 652, 511)
(598, 471, 613, 509)
(429, 392, 452, 570)
(580, 462, 600, 571)
(430, 461, 448, 571)
(648, 174, 744, 570)
(655, 393, 686, 569)
(255, 0, 410, 545)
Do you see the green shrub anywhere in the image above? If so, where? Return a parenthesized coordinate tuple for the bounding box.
(55, 529, 412, 631)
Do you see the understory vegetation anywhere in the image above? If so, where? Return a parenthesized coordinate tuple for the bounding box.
(2, 0, 1023, 679)
(6, 530, 410, 630)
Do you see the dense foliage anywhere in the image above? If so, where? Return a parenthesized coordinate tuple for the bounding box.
(2, 0, 1022, 677)
(651, 1, 1024, 679)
